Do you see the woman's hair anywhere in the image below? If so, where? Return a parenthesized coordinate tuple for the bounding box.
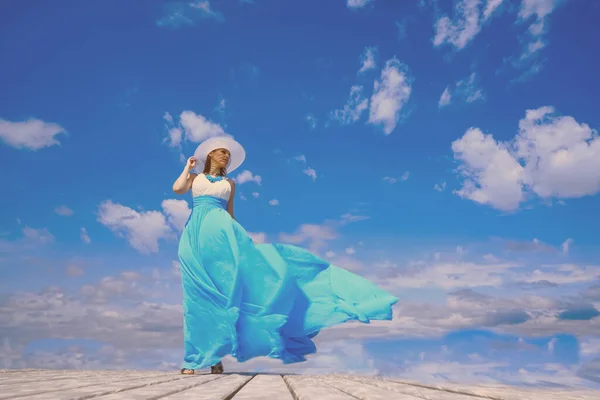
(202, 152, 227, 176)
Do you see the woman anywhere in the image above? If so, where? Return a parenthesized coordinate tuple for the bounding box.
(172, 136, 398, 375)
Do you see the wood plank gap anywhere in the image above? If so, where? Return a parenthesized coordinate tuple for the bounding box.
(222, 374, 257, 400)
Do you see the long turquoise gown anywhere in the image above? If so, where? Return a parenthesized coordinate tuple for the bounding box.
(178, 175, 398, 370)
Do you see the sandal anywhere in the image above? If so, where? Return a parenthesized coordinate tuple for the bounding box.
(180, 368, 195, 375)
(210, 362, 224, 374)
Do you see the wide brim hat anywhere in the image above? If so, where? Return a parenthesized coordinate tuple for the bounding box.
(192, 136, 246, 174)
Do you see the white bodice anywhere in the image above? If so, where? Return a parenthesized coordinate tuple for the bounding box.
(191, 174, 232, 201)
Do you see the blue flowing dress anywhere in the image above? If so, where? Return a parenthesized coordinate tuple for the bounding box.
(178, 174, 398, 369)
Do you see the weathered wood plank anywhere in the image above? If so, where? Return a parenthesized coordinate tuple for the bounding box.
(0, 371, 166, 386)
(80, 374, 221, 400)
(0, 370, 598, 400)
(158, 374, 254, 399)
(1, 374, 189, 400)
(372, 377, 598, 400)
(319, 376, 424, 400)
(284, 375, 358, 400)
(333, 376, 501, 400)
(232, 374, 294, 400)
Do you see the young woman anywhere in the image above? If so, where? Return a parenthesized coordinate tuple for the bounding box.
(172, 136, 398, 375)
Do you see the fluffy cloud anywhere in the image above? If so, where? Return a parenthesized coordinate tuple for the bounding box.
(0, 118, 67, 150)
(164, 110, 227, 147)
(433, 0, 485, 50)
(235, 170, 262, 185)
(452, 127, 525, 211)
(452, 106, 600, 211)
(330, 52, 412, 134)
(97, 200, 175, 253)
(368, 58, 412, 135)
(161, 199, 191, 232)
(358, 46, 377, 74)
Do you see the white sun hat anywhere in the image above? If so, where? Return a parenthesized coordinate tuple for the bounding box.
(192, 136, 246, 174)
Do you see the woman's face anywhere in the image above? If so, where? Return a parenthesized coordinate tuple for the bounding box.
(210, 148, 230, 168)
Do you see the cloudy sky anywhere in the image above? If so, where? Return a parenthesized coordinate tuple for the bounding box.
(1, 0, 600, 388)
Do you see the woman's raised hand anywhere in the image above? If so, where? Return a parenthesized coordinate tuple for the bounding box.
(186, 157, 197, 170)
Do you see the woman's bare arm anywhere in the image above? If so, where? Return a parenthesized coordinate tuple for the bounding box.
(173, 160, 197, 194)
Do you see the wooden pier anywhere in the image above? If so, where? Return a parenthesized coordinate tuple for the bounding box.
(1, 369, 598, 399)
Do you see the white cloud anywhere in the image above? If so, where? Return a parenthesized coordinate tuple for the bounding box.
(368, 58, 412, 135)
(304, 168, 317, 181)
(235, 170, 262, 185)
(161, 199, 191, 232)
(383, 177, 397, 184)
(452, 127, 525, 211)
(80, 227, 91, 244)
(358, 46, 377, 74)
(0, 118, 66, 150)
(22, 226, 54, 245)
(331, 85, 369, 125)
(293, 154, 318, 181)
(483, 0, 506, 21)
(268, 199, 279, 206)
(433, 0, 482, 50)
(164, 110, 227, 147)
(54, 206, 74, 216)
(439, 87, 452, 107)
(453, 106, 600, 211)
(347, 0, 373, 9)
(252, 192, 259, 198)
(561, 238, 573, 254)
(433, 0, 508, 50)
(440, 73, 485, 108)
(507, 0, 564, 78)
(515, 106, 600, 198)
(97, 200, 172, 254)
(434, 181, 447, 192)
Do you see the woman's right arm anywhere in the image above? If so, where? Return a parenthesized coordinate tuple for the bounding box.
(172, 157, 198, 194)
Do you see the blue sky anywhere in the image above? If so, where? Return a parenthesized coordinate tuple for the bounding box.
(1, 0, 600, 388)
